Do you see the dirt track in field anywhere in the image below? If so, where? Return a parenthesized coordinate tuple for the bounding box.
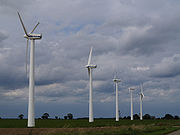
(0, 127, 121, 135)
(167, 130, 180, 135)
(0, 126, 177, 135)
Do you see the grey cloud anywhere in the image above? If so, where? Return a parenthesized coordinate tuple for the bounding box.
(0, 31, 8, 42)
(0, 0, 35, 14)
(104, 14, 180, 56)
(151, 54, 180, 78)
(1, 0, 180, 117)
(0, 31, 8, 48)
(92, 0, 180, 57)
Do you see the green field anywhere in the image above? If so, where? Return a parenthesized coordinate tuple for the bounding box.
(0, 119, 180, 135)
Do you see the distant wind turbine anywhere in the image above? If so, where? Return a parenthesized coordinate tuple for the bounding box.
(113, 76, 121, 121)
(139, 84, 144, 120)
(85, 47, 97, 122)
(129, 87, 135, 120)
(17, 12, 42, 127)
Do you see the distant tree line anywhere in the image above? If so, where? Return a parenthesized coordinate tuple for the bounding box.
(64, 113, 73, 120)
(1, 113, 178, 120)
(122, 113, 179, 120)
(18, 114, 24, 119)
(15, 112, 74, 120)
(41, 113, 73, 120)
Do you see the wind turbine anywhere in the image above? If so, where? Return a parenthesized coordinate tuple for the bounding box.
(129, 87, 135, 120)
(85, 47, 97, 122)
(139, 84, 144, 120)
(113, 77, 121, 121)
(17, 12, 42, 127)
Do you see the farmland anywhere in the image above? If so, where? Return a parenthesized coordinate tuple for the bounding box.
(0, 119, 180, 135)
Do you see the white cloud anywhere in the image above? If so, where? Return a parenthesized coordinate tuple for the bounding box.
(3, 88, 27, 100)
(131, 66, 150, 72)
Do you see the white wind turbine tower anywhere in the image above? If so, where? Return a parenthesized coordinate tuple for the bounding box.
(85, 47, 97, 122)
(129, 87, 135, 120)
(113, 77, 121, 121)
(139, 84, 144, 120)
(17, 12, 42, 127)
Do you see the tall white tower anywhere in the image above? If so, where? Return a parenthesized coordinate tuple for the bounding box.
(18, 12, 42, 127)
(129, 87, 135, 120)
(113, 77, 121, 121)
(85, 47, 97, 122)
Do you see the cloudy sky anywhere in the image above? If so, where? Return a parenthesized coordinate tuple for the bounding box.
(0, 0, 180, 119)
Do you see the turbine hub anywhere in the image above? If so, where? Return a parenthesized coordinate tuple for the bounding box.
(86, 65, 97, 68)
(129, 87, 135, 91)
(24, 34, 42, 40)
(113, 79, 121, 83)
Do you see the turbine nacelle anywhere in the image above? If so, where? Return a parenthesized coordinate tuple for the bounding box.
(24, 34, 42, 40)
(86, 64, 97, 69)
(113, 79, 121, 83)
(129, 87, 135, 92)
(129, 88, 135, 90)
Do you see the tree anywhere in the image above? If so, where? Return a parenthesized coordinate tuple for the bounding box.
(55, 116, 58, 119)
(133, 114, 140, 120)
(174, 115, 179, 120)
(143, 114, 151, 119)
(41, 113, 50, 119)
(64, 116, 67, 119)
(67, 113, 73, 119)
(151, 116, 156, 120)
(164, 114, 174, 119)
(18, 114, 24, 119)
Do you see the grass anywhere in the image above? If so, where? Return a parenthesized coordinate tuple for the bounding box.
(45, 126, 179, 135)
(0, 119, 180, 135)
(0, 119, 180, 128)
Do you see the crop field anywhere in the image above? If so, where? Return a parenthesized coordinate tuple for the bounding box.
(0, 119, 180, 135)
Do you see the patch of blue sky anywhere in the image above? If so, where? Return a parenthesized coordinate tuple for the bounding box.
(61, 24, 84, 34)
(56, 21, 103, 35)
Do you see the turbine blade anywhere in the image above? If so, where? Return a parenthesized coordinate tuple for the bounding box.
(17, 11, 28, 36)
(30, 22, 40, 34)
(87, 47, 93, 65)
(142, 93, 144, 98)
(26, 39, 29, 78)
(140, 84, 144, 98)
(88, 68, 90, 76)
